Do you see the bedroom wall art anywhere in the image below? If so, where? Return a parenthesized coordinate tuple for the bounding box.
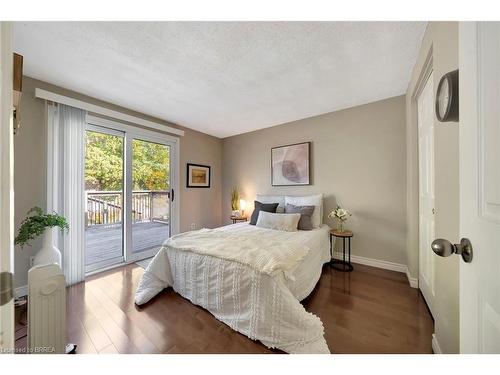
(186, 163, 211, 188)
(271, 142, 311, 186)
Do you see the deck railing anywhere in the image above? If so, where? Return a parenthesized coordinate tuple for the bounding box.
(85, 190, 169, 227)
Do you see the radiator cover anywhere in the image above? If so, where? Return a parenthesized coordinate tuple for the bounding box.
(28, 264, 66, 354)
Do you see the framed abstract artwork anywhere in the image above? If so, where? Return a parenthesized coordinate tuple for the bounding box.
(271, 142, 311, 186)
(186, 163, 211, 188)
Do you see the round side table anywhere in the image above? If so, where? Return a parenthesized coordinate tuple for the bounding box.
(330, 229, 354, 272)
(230, 216, 248, 224)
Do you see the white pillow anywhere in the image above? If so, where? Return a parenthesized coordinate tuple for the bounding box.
(285, 194, 323, 228)
(255, 194, 285, 213)
(255, 211, 300, 232)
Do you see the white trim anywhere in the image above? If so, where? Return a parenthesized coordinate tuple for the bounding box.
(333, 251, 407, 273)
(85, 255, 124, 275)
(85, 261, 129, 277)
(85, 257, 148, 277)
(35, 88, 185, 137)
(406, 267, 419, 288)
(0, 22, 15, 351)
(15, 285, 28, 298)
(86, 114, 180, 142)
(332, 251, 418, 289)
(432, 333, 443, 354)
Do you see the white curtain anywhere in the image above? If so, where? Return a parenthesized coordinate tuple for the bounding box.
(47, 102, 86, 285)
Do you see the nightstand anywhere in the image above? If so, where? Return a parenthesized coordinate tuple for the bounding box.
(330, 229, 354, 272)
(230, 216, 248, 224)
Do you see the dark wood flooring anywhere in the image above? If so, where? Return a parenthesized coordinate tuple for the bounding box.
(16, 262, 434, 354)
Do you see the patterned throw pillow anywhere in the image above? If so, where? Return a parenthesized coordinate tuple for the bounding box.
(255, 211, 301, 232)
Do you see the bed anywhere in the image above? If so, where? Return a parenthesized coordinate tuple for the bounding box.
(135, 221, 331, 354)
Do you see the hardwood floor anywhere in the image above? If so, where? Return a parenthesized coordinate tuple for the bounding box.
(19, 262, 434, 354)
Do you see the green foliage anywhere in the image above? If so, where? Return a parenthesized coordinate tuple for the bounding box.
(85, 131, 124, 190)
(84, 131, 169, 191)
(231, 186, 240, 211)
(132, 139, 169, 191)
(15, 207, 69, 248)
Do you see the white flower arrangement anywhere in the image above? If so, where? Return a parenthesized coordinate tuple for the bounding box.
(328, 205, 351, 232)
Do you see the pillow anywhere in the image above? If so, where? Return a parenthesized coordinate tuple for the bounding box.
(255, 211, 300, 232)
(284, 203, 315, 231)
(250, 201, 279, 225)
(285, 194, 323, 228)
(255, 194, 285, 213)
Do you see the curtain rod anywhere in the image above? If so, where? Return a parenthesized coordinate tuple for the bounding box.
(35, 88, 184, 137)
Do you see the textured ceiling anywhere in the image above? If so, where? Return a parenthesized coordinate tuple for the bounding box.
(13, 22, 426, 138)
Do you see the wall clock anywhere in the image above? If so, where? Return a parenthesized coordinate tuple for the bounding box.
(435, 69, 459, 122)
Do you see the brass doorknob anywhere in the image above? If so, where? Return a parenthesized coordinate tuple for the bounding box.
(431, 238, 473, 263)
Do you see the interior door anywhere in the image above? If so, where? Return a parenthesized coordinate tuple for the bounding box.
(418, 72, 436, 317)
(459, 22, 500, 353)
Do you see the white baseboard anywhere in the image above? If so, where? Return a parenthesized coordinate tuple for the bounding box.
(432, 333, 442, 354)
(406, 267, 419, 288)
(332, 252, 419, 289)
(333, 251, 407, 273)
(15, 285, 28, 298)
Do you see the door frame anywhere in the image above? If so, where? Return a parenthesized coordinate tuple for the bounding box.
(0, 21, 14, 351)
(86, 115, 180, 264)
(416, 70, 436, 317)
(410, 48, 434, 293)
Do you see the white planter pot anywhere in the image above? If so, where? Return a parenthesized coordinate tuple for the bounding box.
(33, 227, 62, 267)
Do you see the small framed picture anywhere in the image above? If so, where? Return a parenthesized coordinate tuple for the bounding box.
(271, 142, 311, 186)
(186, 163, 211, 188)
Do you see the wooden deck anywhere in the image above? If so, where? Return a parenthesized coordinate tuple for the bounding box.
(85, 221, 169, 265)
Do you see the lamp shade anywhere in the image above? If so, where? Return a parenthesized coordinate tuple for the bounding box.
(239, 199, 246, 211)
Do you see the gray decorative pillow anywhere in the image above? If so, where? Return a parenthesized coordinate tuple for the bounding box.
(250, 201, 279, 225)
(284, 203, 315, 230)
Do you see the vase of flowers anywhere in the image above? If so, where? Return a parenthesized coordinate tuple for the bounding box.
(328, 205, 351, 233)
(15, 207, 69, 267)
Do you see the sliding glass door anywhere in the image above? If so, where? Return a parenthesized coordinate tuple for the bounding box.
(130, 139, 171, 258)
(84, 116, 178, 273)
(84, 126, 125, 272)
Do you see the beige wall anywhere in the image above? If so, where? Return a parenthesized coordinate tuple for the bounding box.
(14, 76, 222, 289)
(222, 95, 407, 265)
(405, 22, 459, 353)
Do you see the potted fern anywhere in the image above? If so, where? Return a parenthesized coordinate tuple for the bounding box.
(15, 207, 69, 267)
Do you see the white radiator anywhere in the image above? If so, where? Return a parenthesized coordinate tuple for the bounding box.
(28, 264, 66, 354)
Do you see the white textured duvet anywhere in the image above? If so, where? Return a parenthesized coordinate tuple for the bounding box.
(135, 223, 331, 354)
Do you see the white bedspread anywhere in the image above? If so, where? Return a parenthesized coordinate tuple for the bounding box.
(163, 226, 310, 279)
(135, 223, 331, 354)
